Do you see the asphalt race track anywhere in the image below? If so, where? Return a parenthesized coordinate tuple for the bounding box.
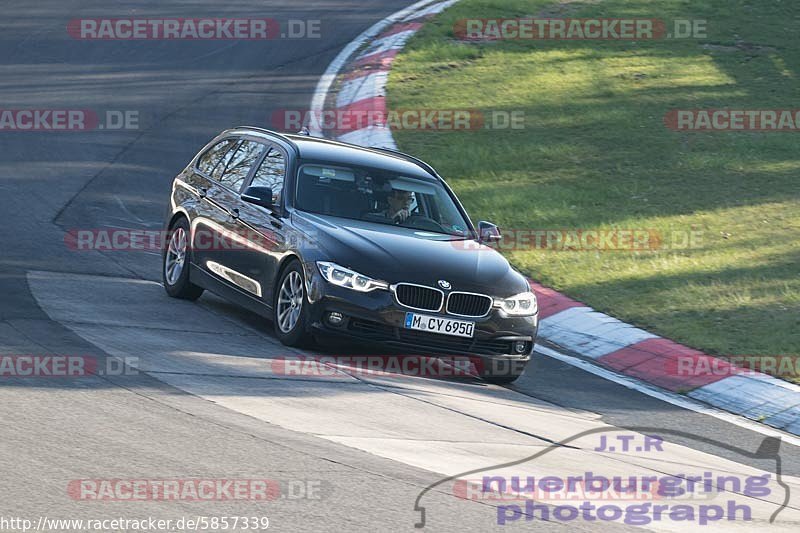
(1, 1, 799, 531)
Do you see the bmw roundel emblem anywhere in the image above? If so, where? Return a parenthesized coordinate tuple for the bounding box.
(438, 280, 452, 290)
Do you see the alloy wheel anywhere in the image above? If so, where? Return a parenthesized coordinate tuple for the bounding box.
(277, 271, 304, 333)
(164, 227, 187, 286)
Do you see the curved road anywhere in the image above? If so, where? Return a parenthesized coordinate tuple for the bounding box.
(1, 1, 799, 531)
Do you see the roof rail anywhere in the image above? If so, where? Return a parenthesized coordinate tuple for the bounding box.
(369, 146, 439, 177)
(231, 126, 300, 154)
(227, 127, 438, 177)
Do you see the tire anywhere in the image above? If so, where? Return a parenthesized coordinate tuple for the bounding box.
(478, 357, 529, 384)
(162, 217, 204, 300)
(482, 374, 520, 385)
(273, 260, 313, 347)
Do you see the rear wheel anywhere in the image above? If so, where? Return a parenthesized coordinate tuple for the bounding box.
(163, 218, 204, 300)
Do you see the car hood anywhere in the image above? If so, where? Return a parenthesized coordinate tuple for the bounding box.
(295, 212, 529, 296)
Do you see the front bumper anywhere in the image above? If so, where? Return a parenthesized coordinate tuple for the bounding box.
(306, 266, 538, 359)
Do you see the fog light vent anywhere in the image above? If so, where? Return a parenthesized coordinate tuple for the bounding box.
(327, 312, 344, 326)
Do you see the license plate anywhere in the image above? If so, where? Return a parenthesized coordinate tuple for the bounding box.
(404, 312, 475, 338)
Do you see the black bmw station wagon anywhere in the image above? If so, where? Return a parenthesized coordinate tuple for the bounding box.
(162, 127, 538, 382)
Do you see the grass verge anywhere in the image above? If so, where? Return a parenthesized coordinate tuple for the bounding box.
(387, 0, 800, 379)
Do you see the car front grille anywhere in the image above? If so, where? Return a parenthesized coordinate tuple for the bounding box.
(446, 292, 493, 317)
(393, 283, 444, 312)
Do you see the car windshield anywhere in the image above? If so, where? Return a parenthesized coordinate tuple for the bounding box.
(294, 162, 472, 237)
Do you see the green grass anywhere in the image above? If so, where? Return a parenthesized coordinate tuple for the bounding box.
(387, 0, 800, 377)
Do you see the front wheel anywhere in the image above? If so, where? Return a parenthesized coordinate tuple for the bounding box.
(273, 260, 313, 347)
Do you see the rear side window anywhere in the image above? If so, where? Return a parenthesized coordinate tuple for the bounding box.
(218, 140, 266, 192)
(250, 147, 287, 204)
(196, 139, 236, 177)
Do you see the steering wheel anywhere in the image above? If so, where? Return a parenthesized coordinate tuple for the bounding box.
(403, 214, 447, 233)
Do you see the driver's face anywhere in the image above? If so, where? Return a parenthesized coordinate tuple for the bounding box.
(389, 190, 413, 212)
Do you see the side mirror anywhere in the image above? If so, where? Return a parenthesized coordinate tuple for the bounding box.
(478, 221, 502, 243)
(242, 186, 277, 212)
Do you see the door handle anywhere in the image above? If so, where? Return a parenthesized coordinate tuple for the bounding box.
(230, 208, 240, 220)
(198, 187, 208, 199)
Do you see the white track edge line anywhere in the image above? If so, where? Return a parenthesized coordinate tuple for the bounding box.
(535, 344, 800, 447)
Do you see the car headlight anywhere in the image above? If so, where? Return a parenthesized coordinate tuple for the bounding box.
(316, 261, 388, 292)
(494, 291, 538, 316)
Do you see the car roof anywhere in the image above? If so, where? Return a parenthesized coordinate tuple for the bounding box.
(223, 127, 439, 181)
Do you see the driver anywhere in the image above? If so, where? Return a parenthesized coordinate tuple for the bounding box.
(381, 188, 414, 223)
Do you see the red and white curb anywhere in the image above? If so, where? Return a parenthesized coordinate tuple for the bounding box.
(309, 0, 461, 146)
(308, 0, 800, 437)
(531, 282, 800, 435)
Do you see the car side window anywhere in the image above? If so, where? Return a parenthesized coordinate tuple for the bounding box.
(251, 147, 287, 204)
(196, 139, 236, 177)
(217, 140, 265, 192)
(212, 142, 238, 181)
